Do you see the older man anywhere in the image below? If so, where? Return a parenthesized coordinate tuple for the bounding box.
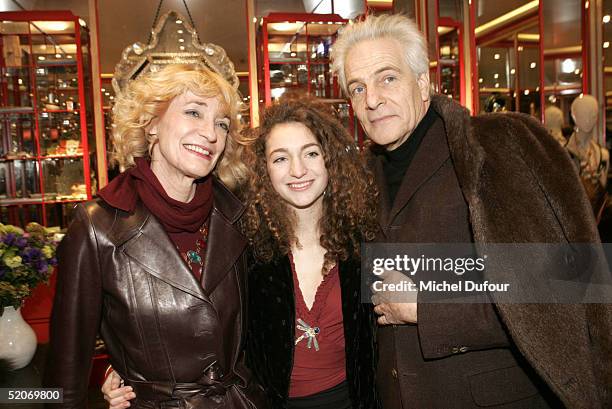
(331, 14, 612, 409)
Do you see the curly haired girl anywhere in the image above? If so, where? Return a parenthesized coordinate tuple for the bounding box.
(242, 99, 380, 409)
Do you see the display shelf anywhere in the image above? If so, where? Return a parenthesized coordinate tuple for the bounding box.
(0, 107, 34, 113)
(257, 13, 365, 145)
(0, 11, 97, 228)
(0, 197, 43, 205)
(259, 13, 347, 105)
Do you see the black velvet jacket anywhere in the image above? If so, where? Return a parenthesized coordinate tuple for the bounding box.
(246, 256, 379, 409)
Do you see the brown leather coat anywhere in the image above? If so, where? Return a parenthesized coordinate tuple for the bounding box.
(44, 180, 267, 409)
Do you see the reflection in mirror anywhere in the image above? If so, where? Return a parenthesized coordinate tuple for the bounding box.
(438, 24, 461, 101)
(478, 46, 514, 112)
(518, 45, 540, 116)
(475, 0, 540, 115)
(543, 0, 583, 145)
(429, 0, 463, 102)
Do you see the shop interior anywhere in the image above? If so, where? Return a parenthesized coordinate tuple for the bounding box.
(0, 0, 611, 401)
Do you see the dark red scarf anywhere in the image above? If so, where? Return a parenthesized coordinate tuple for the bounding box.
(98, 157, 213, 233)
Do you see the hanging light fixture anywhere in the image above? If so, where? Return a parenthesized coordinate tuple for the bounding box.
(112, 0, 238, 93)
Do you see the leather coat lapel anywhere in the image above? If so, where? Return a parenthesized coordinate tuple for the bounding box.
(122, 211, 207, 301)
(120, 178, 247, 300)
(386, 118, 450, 226)
(200, 208, 247, 295)
(200, 180, 247, 296)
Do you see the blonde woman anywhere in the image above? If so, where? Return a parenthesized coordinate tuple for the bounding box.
(44, 65, 266, 409)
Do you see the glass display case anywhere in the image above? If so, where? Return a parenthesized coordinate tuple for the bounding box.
(542, 0, 584, 134)
(259, 13, 347, 104)
(258, 13, 365, 144)
(469, 0, 589, 121)
(0, 11, 97, 228)
(437, 19, 462, 102)
(427, 0, 464, 104)
(473, 0, 542, 116)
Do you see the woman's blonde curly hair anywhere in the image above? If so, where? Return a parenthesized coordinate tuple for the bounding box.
(111, 64, 247, 189)
(242, 99, 379, 273)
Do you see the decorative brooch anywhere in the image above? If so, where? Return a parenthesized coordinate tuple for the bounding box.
(180, 222, 209, 275)
(295, 318, 320, 351)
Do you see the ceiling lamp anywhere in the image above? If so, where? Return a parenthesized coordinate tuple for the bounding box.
(561, 58, 576, 74)
(302, 0, 364, 19)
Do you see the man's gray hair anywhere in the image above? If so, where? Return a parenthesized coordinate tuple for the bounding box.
(331, 14, 429, 95)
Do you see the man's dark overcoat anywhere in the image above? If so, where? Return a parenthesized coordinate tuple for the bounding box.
(374, 95, 612, 409)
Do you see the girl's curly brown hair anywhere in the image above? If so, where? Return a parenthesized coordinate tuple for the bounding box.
(242, 99, 379, 273)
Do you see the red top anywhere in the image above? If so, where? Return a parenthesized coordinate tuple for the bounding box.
(288, 256, 346, 398)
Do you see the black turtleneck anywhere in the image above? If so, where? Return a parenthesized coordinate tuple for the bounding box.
(382, 105, 439, 205)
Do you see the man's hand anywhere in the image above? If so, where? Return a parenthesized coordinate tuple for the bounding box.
(371, 269, 418, 325)
(373, 301, 417, 325)
(101, 370, 135, 409)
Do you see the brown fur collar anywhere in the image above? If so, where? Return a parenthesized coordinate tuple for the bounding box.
(431, 94, 598, 244)
(431, 94, 611, 408)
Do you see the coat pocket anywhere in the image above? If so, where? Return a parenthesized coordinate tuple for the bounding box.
(468, 365, 539, 407)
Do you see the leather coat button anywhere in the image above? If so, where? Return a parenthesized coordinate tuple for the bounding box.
(451, 346, 460, 354)
(391, 368, 398, 379)
(459, 346, 469, 353)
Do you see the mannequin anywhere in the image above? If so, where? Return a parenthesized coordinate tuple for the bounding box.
(544, 105, 567, 145)
(566, 94, 609, 221)
(567, 95, 609, 188)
